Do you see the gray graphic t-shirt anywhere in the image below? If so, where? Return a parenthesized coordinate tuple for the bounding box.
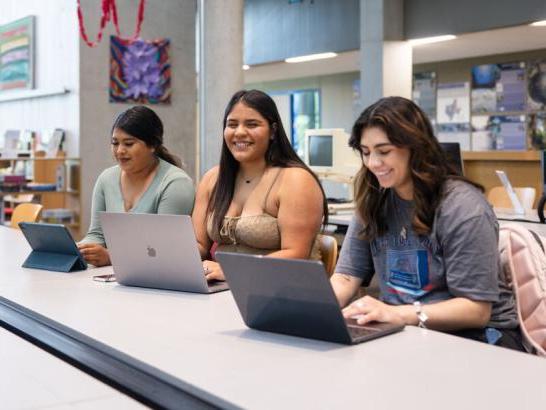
(336, 180, 518, 329)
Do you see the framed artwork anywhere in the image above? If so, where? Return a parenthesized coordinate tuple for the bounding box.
(413, 71, 437, 123)
(437, 82, 470, 124)
(109, 36, 171, 104)
(470, 62, 526, 113)
(0, 16, 35, 91)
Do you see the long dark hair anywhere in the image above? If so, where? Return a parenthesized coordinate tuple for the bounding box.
(208, 89, 328, 237)
(112, 105, 181, 167)
(348, 96, 482, 240)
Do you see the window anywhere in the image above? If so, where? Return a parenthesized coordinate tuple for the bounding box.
(291, 89, 320, 156)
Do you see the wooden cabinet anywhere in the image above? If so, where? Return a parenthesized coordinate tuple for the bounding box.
(462, 151, 541, 207)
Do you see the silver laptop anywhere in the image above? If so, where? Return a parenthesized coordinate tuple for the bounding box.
(495, 169, 525, 215)
(216, 252, 404, 345)
(100, 213, 229, 293)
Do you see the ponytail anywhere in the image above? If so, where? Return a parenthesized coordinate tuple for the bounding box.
(156, 145, 182, 168)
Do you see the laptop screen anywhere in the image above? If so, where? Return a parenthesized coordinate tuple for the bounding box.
(440, 142, 464, 176)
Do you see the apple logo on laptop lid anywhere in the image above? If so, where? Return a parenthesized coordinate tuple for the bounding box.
(147, 246, 157, 257)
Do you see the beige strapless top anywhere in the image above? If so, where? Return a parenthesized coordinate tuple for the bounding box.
(207, 213, 321, 259)
(206, 168, 320, 259)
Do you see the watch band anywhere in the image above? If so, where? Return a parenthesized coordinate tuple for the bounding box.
(413, 301, 428, 328)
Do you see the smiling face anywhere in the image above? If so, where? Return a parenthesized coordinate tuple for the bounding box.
(224, 102, 271, 165)
(111, 128, 155, 173)
(360, 126, 413, 200)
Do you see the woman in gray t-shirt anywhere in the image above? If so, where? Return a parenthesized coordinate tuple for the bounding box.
(331, 96, 523, 350)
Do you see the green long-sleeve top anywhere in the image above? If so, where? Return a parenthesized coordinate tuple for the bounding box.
(81, 158, 195, 246)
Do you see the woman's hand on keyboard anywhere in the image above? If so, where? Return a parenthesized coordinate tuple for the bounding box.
(342, 295, 405, 326)
(202, 260, 225, 281)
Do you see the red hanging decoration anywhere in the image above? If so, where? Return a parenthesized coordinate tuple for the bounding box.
(77, 0, 146, 47)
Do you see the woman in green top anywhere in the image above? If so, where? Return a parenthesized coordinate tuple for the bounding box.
(78, 106, 195, 266)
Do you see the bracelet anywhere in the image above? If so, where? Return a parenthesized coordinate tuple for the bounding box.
(413, 301, 428, 328)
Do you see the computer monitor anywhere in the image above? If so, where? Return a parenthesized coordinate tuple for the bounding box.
(303, 128, 360, 176)
(439, 142, 464, 176)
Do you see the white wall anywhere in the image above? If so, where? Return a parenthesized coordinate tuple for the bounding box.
(79, 0, 197, 235)
(0, 1, 79, 156)
(247, 72, 359, 134)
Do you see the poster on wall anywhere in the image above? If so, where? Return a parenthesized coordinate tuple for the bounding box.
(412, 71, 436, 123)
(527, 60, 546, 111)
(109, 36, 171, 104)
(352, 78, 362, 121)
(0, 16, 34, 91)
(471, 116, 496, 151)
(470, 62, 526, 113)
(437, 82, 470, 124)
(437, 123, 471, 151)
(471, 64, 498, 113)
(528, 112, 546, 149)
(497, 62, 526, 112)
(471, 115, 526, 151)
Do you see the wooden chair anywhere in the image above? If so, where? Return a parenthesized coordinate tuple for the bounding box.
(487, 186, 536, 210)
(319, 234, 338, 276)
(10, 203, 43, 229)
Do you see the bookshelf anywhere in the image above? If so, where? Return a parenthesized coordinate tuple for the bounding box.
(0, 155, 81, 237)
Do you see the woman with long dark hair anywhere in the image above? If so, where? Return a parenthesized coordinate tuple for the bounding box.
(192, 89, 328, 281)
(78, 106, 195, 266)
(331, 96, 524, 350)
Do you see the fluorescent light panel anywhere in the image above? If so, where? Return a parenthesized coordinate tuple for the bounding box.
(242, 64, 250, 70)
(285, 52, 337, 63)
(530, 20, 546, 26)
(408, 34, 456, 46)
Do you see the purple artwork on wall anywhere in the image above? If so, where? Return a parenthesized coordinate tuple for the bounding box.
(110, 36, 171, 104)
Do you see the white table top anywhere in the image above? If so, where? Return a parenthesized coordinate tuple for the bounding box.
(2, 227, 546, 409)
(0, 326, 141, 410)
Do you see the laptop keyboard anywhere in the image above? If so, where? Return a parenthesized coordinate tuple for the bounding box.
(207, 279, 228, 291)
(347, 324, 380, 339)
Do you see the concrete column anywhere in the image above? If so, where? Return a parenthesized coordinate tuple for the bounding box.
(359, 0, 412, 111)
(198, 0, 244, 177)
(79, 0, 197, 238)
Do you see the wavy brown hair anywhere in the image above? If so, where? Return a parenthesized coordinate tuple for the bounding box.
(348, 96, 482, 240)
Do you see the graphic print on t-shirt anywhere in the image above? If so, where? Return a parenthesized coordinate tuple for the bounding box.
(386, 249, 429, 296)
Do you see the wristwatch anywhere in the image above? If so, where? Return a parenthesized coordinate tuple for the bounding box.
(413, 301, 428, 328)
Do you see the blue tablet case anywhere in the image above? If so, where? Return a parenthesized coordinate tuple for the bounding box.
(19, 222, 87, 272)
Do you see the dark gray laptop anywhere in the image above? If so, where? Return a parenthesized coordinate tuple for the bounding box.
(216, 252, 404, 345)
(100, 213, 228, 294)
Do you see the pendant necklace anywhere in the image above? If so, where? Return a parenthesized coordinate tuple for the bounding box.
(393, 191, 408, 241)
(241, 168, 266, 184)
(400, 225, 407, 241)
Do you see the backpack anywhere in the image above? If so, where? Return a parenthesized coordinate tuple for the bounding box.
(499, 223, 546, 356)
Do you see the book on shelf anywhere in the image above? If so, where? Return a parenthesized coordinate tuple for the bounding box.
(24, 182, 57, 191)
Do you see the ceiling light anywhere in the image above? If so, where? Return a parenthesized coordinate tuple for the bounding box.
(408, 34, 456, 46)
(285, 52, 337, 63)
(530, 20, 546, 26)
(242, 64, 250, 70)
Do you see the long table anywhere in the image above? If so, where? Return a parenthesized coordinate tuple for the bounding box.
(1, 227, 546, 409)
(0, 326, 141, 409)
